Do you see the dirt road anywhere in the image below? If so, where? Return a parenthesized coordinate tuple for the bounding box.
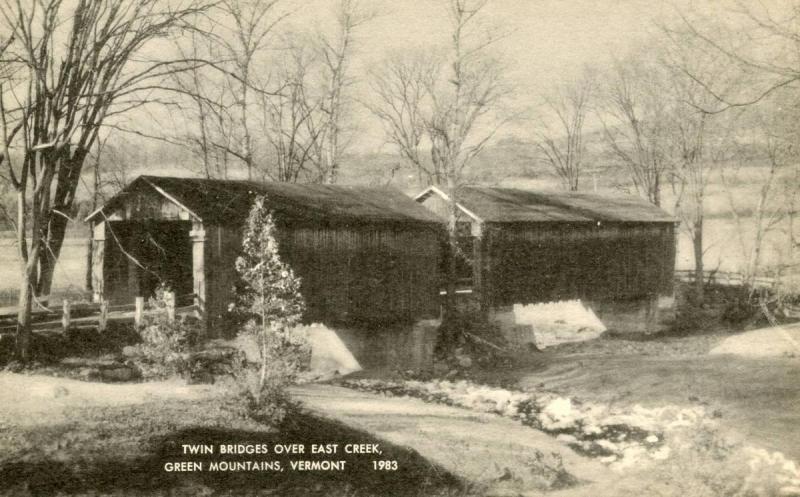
(291, 384, 659, 496)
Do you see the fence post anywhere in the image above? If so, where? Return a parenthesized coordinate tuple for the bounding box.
(134, 297, 144, 328)
(193, 294, 204, 320)
(98, 300, 108, 332)
(165, 291, 176, 323)
(61, 299, 71, 332)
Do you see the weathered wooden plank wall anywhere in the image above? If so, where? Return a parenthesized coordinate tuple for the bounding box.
(204, 223, 244, 334)
(196, 221, 441, 334)
(102, 222, 132, 305)
(277, 224, 441, 326)
(485, 222, 675, 306)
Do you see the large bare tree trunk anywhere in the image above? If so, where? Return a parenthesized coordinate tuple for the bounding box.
(652, 174, 661, 208)
(693, 216, 704, 303)
(15, 269, 33, 361)
(35, 194, 71, 298)
(36, 150, 88, 298)
(15, 189, 33, 361)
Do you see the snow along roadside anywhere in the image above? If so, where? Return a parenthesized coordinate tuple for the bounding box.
(339, 378, 800, 495)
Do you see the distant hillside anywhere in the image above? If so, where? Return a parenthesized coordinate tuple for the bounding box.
(338, 132, 660, 197)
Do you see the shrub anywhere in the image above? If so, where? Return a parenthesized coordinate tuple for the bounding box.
(231, 196, 310, 425)
(132, 286, 200, 377)
(524, 450, 579, 490)
(720, 288, 760, 326)
(642, 423, 800, 497)
(435, 310, 510, 371)
(223, 365, 296, 425)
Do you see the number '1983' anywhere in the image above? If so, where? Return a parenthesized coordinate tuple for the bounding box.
(372, 460, 398, 471)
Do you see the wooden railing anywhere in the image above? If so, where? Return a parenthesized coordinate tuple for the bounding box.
(0, 292, 200, 334)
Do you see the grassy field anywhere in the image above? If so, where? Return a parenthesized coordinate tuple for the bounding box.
(0, 239, 88, 306)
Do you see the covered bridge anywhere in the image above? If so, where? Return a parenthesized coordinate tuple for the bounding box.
(86, 176, 443, 348)
(415, 185, 676, 334)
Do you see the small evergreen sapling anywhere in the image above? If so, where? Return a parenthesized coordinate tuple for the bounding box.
(234, 196, 309, 422)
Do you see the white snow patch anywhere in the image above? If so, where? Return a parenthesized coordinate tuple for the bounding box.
(651, 446, 671, 460)
(342, 377, 800, 490)
(710, 325, 800, 358)
(540, 397, 578, 430)
(508, 300, 606, 349)
(304, 324, 362, 375)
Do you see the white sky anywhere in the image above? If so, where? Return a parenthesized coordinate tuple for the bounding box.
(145, 0, 775, 153)
(277, 0, 675, 150)
(353, 0, 667, 82)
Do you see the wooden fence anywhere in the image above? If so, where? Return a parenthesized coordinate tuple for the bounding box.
(0, 292, 199, 334)
(674, 269, 778, 289)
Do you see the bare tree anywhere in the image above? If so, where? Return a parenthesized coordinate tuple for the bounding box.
(368, 0, 512, 338)
(260, 39, 326, 182)
(182, 0, 287, 180)
(670, 101, 715, 303)
(223, 0, 285, 179)
(173, 0, 338, 183)
(370, 2, 510, 188)
(0, 0, 206, 360)
(367, 53, 441, 184)
(316, 0, 375, 184)
(599, 53, 674, 207)
(172, 31, 235, 179)
(534, 68, 594, 191)
(723, 132, 791, 288)
(678, 3, 800, 113)
(662, 24, 743, 303)
(719, 93, 800, 297)
(598, 31, 739, 302)
(678, 4, 800, 299)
